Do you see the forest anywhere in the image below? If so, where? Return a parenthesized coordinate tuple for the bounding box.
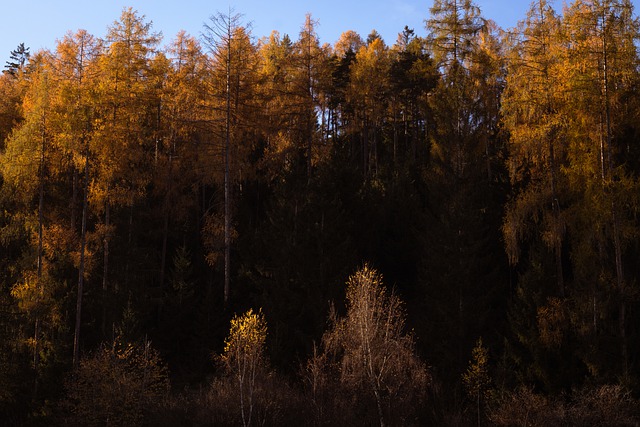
(1, 0, 640, 425)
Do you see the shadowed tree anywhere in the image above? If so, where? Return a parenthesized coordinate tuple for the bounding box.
(308, 265, 429, 426)
(202, 10, 260, 305)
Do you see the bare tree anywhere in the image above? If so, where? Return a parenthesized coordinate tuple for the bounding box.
(313, 265, 429, 427)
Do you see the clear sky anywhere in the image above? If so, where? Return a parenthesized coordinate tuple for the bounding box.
(1, 0, 639, 67)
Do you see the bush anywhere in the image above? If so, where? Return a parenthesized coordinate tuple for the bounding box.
(489, 384, 640, 426)
(59, 338, 169, 426)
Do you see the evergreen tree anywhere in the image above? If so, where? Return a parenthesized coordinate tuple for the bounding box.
(4, 43, 30, 76)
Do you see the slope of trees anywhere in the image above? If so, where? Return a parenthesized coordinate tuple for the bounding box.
(1, 2, 640, 425)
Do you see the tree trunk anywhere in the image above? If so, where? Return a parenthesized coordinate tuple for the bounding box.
(73, 146, 89, 369)
(224, 22, 231, 306)
(549, 138, 564, 297)
(600, 9, 627, 378)
(101, 200, 110, 336)
(34, 123, 46, 396)
(71, 168, 78, 231)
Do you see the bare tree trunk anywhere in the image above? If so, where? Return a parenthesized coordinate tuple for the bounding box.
(71, 168, 78, 231)
(599, 8, 627, 378)
(549, 139, 564, 297)
(101, 200, 110, 336)
(73, 144, 89, 369)
(160, 206, 169, 289)
(224, 19, 232, 306)
(34, 122, 46, 397)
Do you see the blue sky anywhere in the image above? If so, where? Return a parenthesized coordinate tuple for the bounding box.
(1, 1, 638, 66)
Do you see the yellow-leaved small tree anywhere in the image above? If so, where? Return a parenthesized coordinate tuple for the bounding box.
(221, 308, 267, 427)
(463, 337, 491, 427)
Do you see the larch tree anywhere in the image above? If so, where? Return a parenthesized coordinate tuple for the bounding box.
(326, 30, 362, 142)
(155, 31, 208, 289)
(202, 11, 260, 305)
(426, 0, 484, 177)
(0, 71, 24, 146)
(501, 0, 567, 296)
(292, 14, 330, 183)
(256, 30, 297, 175)
(92, 7, 161, 329)
(562, 0, 640, 380)
(347, 37, 390, 178)
(468, 19, 504, 181)
(0, 51, 69, 396)
(388, 28, 437, 167)
(51, 29, 102, 368)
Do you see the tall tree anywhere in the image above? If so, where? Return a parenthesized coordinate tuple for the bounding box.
(0, 72, 23, 146)
(426, 0, 484, 177)
(422, 0, 506, 389)
(155, 31, 208, 289)
(92, 7, 161, 334)
(347, 36, 390, 178)
(3, 43, 30, 76)
(292, 14, 330, 182)
(562, 0, 640, 380)
(51, 29, 101, 368)
(0, 51, 70, 398)
(501, 0, 567, 296)
(427, 0, 483, 67)
(202, 11, 260, 305)
(388, 28, 437, 167)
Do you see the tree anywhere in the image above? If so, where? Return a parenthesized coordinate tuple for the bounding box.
(315, 265, 429, 427)
(468, 19, 504, 181)
(422, 0, 506, 393)
(561, 0, 640, 380)
(292, 14, 331, 182)
(427, 0, 483, 69)
(92, 7, 161, 331)
(501, 0, 567, 296)
(388, 29, 437, 167)
(426, 0, 484, 178)
(463, 337, 491, 427)
(154, 31, 208, 290)
(4, 43, 30, 76)
(333, 30, 364, 58)
(61, 337, 169, 426)
(1, 54, 58, 397)
(220, 308, 268, 427)
(347, 37, 390, 178)
(0, 72, 23, 146)
(202, 10, 260, 305)
(50, 28, 102, 368)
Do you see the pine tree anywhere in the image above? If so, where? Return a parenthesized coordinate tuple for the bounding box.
(3, 43, 30, 76)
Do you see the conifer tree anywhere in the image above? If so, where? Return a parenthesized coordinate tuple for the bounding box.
(202, 10, 260, 305)
(501, 0, 567, 296)
(4, 43, 30, 76)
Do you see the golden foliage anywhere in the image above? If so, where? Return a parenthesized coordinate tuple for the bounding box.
(463, 337, 491, 399)
(222, 308, 267, 367)
(202, 211, 238, 268)
(219, 308, 268, 427)
(537, 297, 567, 348)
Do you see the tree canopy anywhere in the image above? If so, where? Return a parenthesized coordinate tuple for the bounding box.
(1, 3, 640, 425)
